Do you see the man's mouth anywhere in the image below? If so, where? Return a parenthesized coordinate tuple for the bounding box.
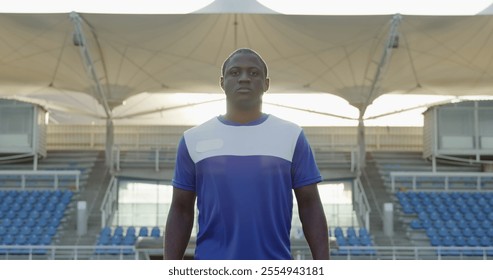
(236, 88, 252, 93)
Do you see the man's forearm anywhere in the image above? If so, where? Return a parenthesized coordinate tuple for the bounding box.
(299, 205, 329, 260)
(164, 208, 194, 260)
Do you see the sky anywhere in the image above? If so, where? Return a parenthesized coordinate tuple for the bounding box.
(1, 0, 492, 15)
(3, 0, 493, 126)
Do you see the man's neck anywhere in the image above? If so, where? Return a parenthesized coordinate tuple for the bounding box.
(224, 110, 263, 124)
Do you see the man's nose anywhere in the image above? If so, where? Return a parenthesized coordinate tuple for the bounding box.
(238, 71, 251, 82)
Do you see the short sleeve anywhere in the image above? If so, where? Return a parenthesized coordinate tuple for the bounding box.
(291, 130, 322, 189)
(172, 136, 196, 191)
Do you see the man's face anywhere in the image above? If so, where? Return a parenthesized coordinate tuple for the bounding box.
(221, 53, 269, 111)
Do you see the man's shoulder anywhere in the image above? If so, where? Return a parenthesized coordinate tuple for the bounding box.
(184, 117, 220, 136)
(264, 115, 303, 138)
(266, 114, 301, 129)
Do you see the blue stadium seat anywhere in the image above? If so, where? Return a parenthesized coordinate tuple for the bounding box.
(138, 227, 149, 237)
(450, 227, 461, 238)
(437, 227, 449, 238)
(113, 226, 124, 237)
(111, 235, 123, 245)
(347, 236, 360, 246)
(150, 226, 161, 238)
(359, 235, 372, 246)
(429, 235, 441, 246)
(126, 226, 136, 237)
(346, 227, 357, 238)
(12, 235, 29, 254)
(123, 234, 136, 245)
(333, 227, 343, 238)
(8, 226, 20, 236)
(335, 235, 347, 246)
(45, 226, 58, 237)
(20, 226, 31, 236)
(97, 234, 111, 246)
(28, 234, 40, 245)
(426, 228, 437, 238)
(2, 234, 14, 245)
(100, 226, 112, 237)
(481, 220, 492, 230)
(442, 236, 454, 247)
(410, 219, 422, 229)
(454, 236, 466, 247)
(462, 228, 473, 238)
(32, 226, 44, 236)
(480, 236, 491, 247)
(433, 219, 445, 229)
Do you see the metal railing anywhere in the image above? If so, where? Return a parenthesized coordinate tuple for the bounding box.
(353, 178, 371, 231)
(0, 244, 491, 260)
(111, 145, 177, 172)
(0, 245, 141, 260)
(0, 170, 80, 191)
(100, 176, 119, 228)
(390, 171, 493, 192)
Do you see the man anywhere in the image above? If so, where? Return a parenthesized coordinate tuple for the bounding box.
(164, 48, 329, 260)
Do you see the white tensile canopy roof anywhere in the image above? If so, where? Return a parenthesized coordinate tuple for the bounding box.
(1, 0, 493, 125)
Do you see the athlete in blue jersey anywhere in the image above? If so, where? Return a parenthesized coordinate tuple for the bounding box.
(164, 48, 329, 260)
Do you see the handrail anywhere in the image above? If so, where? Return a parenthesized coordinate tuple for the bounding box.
(100, 176, 118, 228)
(390, 171, 493, 192)
(0, 245, 139, 260)
(0, 170, 80, 191)
(353, 178, 371, 231)
(0, 244, 491, 260)
(110, 145, 178, 173)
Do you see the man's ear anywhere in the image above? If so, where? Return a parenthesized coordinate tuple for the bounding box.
(264, 78, 270, 92)
(220, 77, 224, 90)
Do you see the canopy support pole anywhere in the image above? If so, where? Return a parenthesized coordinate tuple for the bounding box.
(357, 14, 402, 172)
(362, 14, 402, 116)
(70, 12, 114, 167)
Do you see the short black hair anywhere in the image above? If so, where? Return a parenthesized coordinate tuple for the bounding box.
(221, 48, 268, 78)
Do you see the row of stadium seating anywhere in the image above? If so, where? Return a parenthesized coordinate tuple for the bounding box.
(397, 191, 493, 256)
(0, 190, 73, 254)
(330, 226, 376, 256)
(95, 226, 161, 255)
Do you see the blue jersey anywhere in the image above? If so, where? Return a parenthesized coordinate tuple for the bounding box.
(172, 114, 322, 260)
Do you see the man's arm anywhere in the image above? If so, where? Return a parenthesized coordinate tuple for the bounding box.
(164, 187, 196, 260)
(294, 184, 329, 260)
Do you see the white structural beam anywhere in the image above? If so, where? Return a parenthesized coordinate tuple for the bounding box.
(69, 12, 112, 119)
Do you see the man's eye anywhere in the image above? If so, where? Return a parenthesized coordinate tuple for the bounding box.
(250, 71, 259, 76)
(230, 70, 239, 76)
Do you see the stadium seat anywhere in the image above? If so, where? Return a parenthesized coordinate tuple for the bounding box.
(333, 227, 343, 237)
(347, 236, 360, 246)
(126, 226, 136, 237)
(123, 234, 136, 245)
(480, 236, 491, 247)
(437, 227, 449, 238)
(138, 227, 149, 237)
(151, 226, 161, 238)
(113, 226, 124, 237)
(410, 219, 421, 229)
(454, 236, 466, 247)
(335, 235, 347, 246)
(28, 234, 40, 246)
(100, 226, 112, 237)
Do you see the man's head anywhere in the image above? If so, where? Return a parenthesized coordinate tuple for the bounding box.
(220, 48, 270, 112)
(221, 48, 268, 78)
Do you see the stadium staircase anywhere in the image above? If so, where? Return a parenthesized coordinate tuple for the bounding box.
(360, 152, 413, 247)
(57, 151, 111, 248)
